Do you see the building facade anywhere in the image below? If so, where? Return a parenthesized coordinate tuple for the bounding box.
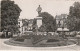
(18, 19, 23, 34)
(18, 19, 34, 34)
(26, 19, 33, 31)
(55, 14, 67, 28)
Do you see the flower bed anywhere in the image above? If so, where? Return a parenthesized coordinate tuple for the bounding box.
(47, 39, 59, 42)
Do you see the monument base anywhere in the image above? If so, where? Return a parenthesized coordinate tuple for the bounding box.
(35, 17, 42, 28)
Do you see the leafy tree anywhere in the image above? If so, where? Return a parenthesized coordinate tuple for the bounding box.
(1, 0, 21, 33)
(39, 12, 57, 32)
(38, 24, 46, 32)
(32, 19, 37, 32)
(67, 2, 80, 31)
(22, 19, 29, 26)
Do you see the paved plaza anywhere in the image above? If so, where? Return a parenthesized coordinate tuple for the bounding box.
(0, 39, 80, 51)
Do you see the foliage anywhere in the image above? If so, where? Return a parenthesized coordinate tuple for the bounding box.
(22, 19, 29, 26)
(32, 19, 37, 32)
(67, 2, 80, 31)
(1, 0, 21, 33)
(39, 12, 57, 32)
(32, 12, 57, 32)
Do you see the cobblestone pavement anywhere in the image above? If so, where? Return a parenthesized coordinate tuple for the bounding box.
(0, 39, 80, 51)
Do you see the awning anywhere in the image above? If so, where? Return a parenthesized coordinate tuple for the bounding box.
(57, 28, 69, 32)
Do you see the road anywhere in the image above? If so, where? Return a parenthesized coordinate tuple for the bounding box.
(0, 39, 80, 51)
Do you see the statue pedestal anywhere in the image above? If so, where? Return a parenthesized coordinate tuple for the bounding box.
(35, 17, 42, 28)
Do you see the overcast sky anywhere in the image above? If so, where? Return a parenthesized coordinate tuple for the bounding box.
(1, 0, 80, 19)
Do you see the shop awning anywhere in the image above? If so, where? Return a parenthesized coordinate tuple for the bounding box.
(57, 28, 69, 32)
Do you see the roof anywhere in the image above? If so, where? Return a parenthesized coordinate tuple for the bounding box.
(55, 14, 67, 20)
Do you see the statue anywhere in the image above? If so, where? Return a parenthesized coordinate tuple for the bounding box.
(36, 5, 42, 16)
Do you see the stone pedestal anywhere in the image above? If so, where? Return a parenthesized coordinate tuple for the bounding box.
(35, 17, 42, 28)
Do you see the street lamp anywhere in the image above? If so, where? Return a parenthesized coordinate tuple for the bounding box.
(62, 16, 65, 38)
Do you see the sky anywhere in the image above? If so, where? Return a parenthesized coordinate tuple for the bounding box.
(1, 0, 80, 19)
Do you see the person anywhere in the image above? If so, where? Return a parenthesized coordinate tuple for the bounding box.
(2, 29, 5, 38)
(58, 21, 61, 27)
(2, 29, 7, 38)
(6, 30, 8, 38)
(10, 29, 14, 37)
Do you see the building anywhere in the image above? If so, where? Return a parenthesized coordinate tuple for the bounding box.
(27, 19, 34, 31)
(18, 18, 34, 34)
(22, 19, 28, 33)
(18, 19, 23, 34)
(55, 14, 67, 28)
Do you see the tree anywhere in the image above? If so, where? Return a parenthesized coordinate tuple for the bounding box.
(1, 0, 21, 33)
(67, 2, 80, 31)
(22, 19, 29, 26)
(32, 19, 37, 32)
(39, 12, 57, 32)
(38, 24, 46, 32)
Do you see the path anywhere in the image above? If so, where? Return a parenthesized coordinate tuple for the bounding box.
(0, 39, 80, 51)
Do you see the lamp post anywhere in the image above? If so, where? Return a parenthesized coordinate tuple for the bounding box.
(62, 16, 65, 38)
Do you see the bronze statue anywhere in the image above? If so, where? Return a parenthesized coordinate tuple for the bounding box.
(36, 5, 42, 16)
